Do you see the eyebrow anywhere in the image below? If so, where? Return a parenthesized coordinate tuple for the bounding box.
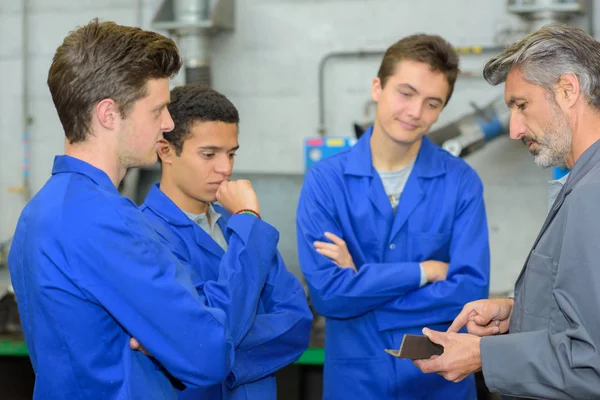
(155, 101, 170, 111)
(506, 96, 527, 108)
(397, 83, 444, 104)
(197, 146, 240, 152)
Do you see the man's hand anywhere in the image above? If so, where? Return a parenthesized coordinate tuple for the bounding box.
(413, 328, 482, 382)
(216, 180, 260, 215)
(420, 260, 449, 283)
(314, 232, 356, 272)
(447, 298, 514, 336)
(130, 338, 150, 356)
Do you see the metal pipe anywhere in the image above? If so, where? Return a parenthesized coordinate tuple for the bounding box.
(317, 46, 506, 137)
(318, 50, 383, 136)
(173, 0, 213, 85)
(438, 96, 509, 157)
(174, 0, 210, 22)
(178, 33, 211, 85)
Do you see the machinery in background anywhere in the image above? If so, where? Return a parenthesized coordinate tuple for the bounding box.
(305, 137, 356, 170)
(0, 289, 20, 336)
(507, 0, 586, 30)
(152, 0, 234, 86)
(0, 240, 9, 270)
(432, 97, 509, 158)
(307, 96, 509, 168)
(0, 239, 21, 336)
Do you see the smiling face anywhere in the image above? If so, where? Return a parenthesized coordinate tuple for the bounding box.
(504, 68, 572, 168)
(371, 60, 449, 148)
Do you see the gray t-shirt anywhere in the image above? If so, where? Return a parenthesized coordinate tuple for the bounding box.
(376, 159, 415, 212)
(184, 204, 228, 251)
(376, 159, 426, 286)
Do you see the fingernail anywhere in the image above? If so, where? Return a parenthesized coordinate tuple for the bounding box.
(422, 328, 430, 336)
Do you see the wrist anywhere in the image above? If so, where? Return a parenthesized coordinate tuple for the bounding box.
(234, 209, 262, 219)
(420, 262, 434, 282)
(474, 336, 482, 371)
(502, 298, 514, 313)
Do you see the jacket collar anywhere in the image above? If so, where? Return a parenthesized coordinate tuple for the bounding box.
(343, 126, 446, 179)
(143, 183, 195, 228)
(52, 155, 119, 194)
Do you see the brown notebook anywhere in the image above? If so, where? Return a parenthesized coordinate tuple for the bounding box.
(385, 334, 444, 360)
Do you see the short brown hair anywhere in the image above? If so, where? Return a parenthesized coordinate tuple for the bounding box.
(47, 19, 182, 144)
(377, 34, 459, 105)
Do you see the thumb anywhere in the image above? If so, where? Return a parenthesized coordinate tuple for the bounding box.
(130, 337, 150, 356)
(472, 314, 491, 325)
(130, 337, 140, 350)
(423, 327, 447, 347)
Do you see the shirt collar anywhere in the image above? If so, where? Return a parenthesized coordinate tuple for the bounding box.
(183, 204, 222, 231)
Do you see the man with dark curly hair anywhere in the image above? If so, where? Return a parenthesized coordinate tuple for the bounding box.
(140, 84, 313, 400)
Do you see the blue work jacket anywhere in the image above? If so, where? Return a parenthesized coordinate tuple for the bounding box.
(8, 156, 234, 400)
(296, 128, 490, 399)
(141, 183, 312, 400)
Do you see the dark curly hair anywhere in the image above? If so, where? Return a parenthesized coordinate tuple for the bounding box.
(165, 84, 239, 155)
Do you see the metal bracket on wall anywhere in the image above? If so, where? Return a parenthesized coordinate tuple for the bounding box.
(152, 0, 234, 32)
(152, 0, 235, 86)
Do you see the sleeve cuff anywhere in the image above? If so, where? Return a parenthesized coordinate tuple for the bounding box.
(419, 264, 427, 287)
(226, 214, 279, 246)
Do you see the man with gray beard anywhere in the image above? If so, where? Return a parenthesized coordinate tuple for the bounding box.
(413, 23, 600, 399)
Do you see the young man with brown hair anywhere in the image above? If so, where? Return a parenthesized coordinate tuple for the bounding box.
(296, 34, 490, 399)
(8, 20, 236, 399)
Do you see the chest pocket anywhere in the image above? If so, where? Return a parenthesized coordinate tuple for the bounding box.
(523, 250, 556, 318)
(407, 232, 451, 262)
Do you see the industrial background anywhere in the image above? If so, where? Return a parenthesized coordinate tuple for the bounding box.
(0, 0, 593, 398)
